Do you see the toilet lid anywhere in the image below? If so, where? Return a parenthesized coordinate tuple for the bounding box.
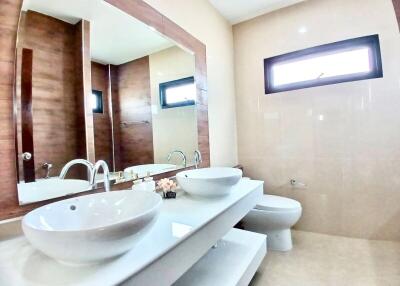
(255, 195, 301, 211)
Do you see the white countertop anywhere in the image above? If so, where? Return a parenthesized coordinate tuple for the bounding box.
(0, 179, 263, 286)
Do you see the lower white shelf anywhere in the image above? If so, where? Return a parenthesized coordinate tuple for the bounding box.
(173, 228, 267, 286)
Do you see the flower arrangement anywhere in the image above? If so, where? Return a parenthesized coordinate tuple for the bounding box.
(157, 178, 178, 199)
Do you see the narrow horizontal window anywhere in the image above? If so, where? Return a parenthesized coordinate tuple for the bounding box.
(160, 77, 196, 109)
(264, 34, 383, 94)
(91, 90, 103, 113)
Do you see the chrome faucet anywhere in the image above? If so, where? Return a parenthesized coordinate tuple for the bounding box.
(42, 162, 53, 179)
(167, 150, 187, 168)
(59, 159, 94, 181)
(90, 160, 111, 192)
(194, 150, 202, 169)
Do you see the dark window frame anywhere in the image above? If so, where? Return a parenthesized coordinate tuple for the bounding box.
(159, 76, 196, 109)
(264, 34, 383, 94)
(92, 89, 103, 113)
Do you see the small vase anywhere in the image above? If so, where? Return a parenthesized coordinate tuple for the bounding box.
(163, 191, 176, 199)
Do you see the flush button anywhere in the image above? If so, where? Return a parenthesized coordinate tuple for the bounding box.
(70, 205, 77, 211)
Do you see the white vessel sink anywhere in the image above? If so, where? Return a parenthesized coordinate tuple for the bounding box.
(176, 167, 243, 197)
(22, 190, 162, 265)
(124, 164, 177, 178)
(17, 178, 91, 205)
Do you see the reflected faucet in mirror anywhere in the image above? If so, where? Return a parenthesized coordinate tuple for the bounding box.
(59, 159, 94, 181)
(167, 151, 187, 168)
(59, 159, 110, 192)
(42, 163, 53, 179)
(194, 150, 202, 169)
(91, 160, 111, 192)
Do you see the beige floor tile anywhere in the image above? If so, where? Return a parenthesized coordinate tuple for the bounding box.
(250, 231, 400, 286)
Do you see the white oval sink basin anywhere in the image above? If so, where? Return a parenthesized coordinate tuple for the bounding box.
(176, 167, 243, 197)
(17, 178, 91, 205)
(22, 190, 162, 265)
(124, 164, 177, 178)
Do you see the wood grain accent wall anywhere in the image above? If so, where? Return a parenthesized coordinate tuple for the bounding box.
(0, 0, 209, 220)
(91, 58, 154, 172)
(16, 11, 85, 179)
(75, 20, 95, 164)
(91, 62, 113, 168)
(109, 65, 122, 171)
(20, 48, 35, 182)
(393, 0, 400, 31)
(0, 0, 25, 218)
(116, 56, 154, 169)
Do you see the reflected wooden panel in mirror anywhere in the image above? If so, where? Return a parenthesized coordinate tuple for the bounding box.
(15, 9, 93, 204)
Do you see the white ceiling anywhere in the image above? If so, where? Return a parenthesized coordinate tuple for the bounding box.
(208, 0, 306, 24)
(22, 0, 174, 65)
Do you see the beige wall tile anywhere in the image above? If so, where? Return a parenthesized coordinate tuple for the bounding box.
(234, 0, 400, 240)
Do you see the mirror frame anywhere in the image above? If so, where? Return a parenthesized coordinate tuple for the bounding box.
(0, 0, 209, 220)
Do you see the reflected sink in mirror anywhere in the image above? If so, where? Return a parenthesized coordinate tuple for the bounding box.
(176, 167, 243, 198)
(95, 172, 122, 183)
(17, 178, 91, 205)
(124, 164, 177, 178)
(22, 190, 162, 265)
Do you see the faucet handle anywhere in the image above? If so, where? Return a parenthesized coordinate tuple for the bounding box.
(42, 162, 53, 169)
(167, 150, 187, 167)
(42, 162, 53, 179)
(194, 150, 202, 161)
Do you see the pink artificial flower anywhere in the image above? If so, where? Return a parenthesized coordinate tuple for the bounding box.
(157, 178, 177, 192)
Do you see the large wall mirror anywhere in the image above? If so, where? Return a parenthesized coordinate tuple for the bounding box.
(15, 0, 207, 205)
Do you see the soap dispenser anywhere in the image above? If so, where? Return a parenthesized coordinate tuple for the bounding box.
(143, 172, 156, 192)
(131, 175, 144, 191)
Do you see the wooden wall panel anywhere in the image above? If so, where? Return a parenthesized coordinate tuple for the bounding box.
(20, 48, 35, 182)
(109, 65, 122, 171)
(0, 0, 24, 218)
(75, 20, 95, 164)
(16, 11, 84, 179)
(91, 62, 113, 168)
(105, 0, 163, 31)
(117, 56, 154, 169)
(393, 0, 400, 31)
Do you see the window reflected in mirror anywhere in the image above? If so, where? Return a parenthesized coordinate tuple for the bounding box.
(92, 90, 104, 113)
(160, 77, 196, 109)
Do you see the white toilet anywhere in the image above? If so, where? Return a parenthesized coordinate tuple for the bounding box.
(242, 195, 302, 251)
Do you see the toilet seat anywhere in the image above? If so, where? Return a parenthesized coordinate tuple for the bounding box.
(255, 195, 301, 212)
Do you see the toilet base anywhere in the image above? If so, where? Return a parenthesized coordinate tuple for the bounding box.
(241, 205, 301, 252)
(266, 229, 293, 251)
